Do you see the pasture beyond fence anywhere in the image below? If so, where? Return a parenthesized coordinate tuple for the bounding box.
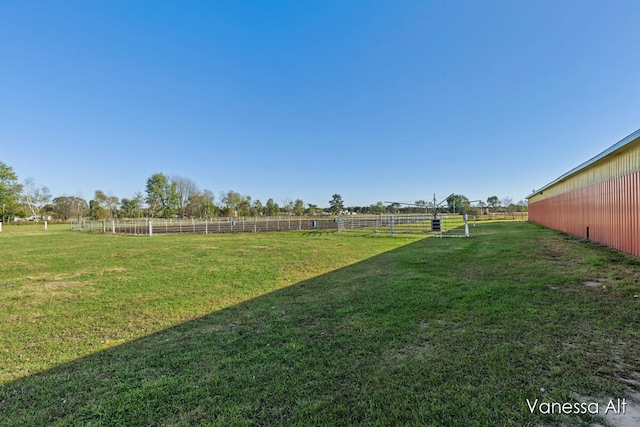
(69, 213, 500, 237)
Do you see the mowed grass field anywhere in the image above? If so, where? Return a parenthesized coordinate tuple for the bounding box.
(1, 221, 639, 426)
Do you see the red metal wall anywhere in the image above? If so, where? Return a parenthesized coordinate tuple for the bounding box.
(529, 170, 640, 257)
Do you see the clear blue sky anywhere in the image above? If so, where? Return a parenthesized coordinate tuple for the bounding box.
(2, 1, 640, 208)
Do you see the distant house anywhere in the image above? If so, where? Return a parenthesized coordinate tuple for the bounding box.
(527, 129, 640, 257)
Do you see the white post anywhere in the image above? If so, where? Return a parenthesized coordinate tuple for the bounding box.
(0, 221, 3, 232)
(464, 214, 469, 237)
(112, 221, 115, 234)
(44, 221, 48, 231)
(205, 218, 208, 234)
(149, 220, 153, 236)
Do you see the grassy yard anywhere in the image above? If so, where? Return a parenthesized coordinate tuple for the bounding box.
(1, 222, 639, 426)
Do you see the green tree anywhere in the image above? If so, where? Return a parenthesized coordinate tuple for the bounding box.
(329, 194, 344, 215)
(0, 161, 22, 222)
(370, 201, 385, 214)
(486, 196, 500, 211)
(94, 190, 119, 219)
(89, 200, 107, 220)
(447, 194, 470, 214)
(200, 190, 216, 218)
(265, 198, 280, 216)
(293, 199, 305, 216)
(187, 189, 216, 218)
(415, 200, 427, 211)
(238, 196, 251, 217)
(220, 190, 251, 217)
(307, 203, 318, 216)
(251, 199, 264, 216)
(145, 173, 179, 218)
(53, 196, 87, 221)
(387, 202, 400, 213)
(120, 198, 139, 218)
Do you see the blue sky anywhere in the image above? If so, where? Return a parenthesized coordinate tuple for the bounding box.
(2, 1, 640, 208)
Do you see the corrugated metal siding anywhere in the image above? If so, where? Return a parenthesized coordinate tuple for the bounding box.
(529, 170, 640, 257)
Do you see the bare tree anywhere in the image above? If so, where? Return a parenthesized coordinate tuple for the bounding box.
(281, 198, 293, 215)
(172, 175, 198, 218)
(502, 196, 513, 213)
(517, 200, 528, 212)
(22, 178, 51, 220)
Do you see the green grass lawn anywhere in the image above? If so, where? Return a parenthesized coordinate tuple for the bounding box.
(1, 222, 639, 426)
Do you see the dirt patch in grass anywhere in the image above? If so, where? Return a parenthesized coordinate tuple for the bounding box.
(572, 389, 640, 427)
(100, 267, 126, 274)
(583, 281, 603, 288)
(387, 340, 433, 363)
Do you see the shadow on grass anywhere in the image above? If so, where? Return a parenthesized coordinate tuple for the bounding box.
(1, 222, 638, 426)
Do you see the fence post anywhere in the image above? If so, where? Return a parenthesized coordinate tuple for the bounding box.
(389, 215, 394, 236)
(112, 221, 115, 234)
(149, 220, 153, 236)
(464, 214, 469, 237)
(205, 218, 208, 234)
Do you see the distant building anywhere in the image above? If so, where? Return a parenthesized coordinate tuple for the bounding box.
(527, 129, 640, 257)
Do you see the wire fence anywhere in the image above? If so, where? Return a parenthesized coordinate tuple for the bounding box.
(70, 214, 478, 236)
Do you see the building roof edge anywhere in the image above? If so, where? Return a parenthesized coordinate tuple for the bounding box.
(527, 128, 640, 199)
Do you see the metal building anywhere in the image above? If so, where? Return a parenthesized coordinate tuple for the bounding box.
(527, 129, 640, 257)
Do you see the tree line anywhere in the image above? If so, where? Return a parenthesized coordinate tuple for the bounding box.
(0, 162, 344, 221)
(0, 161, 526, 223)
